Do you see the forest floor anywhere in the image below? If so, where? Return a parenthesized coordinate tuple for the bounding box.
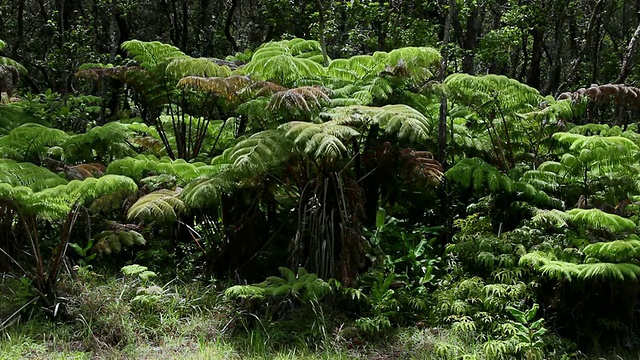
(1, 274, 638, 360)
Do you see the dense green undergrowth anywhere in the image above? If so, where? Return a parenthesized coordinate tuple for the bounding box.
(3, 37, 640, 359)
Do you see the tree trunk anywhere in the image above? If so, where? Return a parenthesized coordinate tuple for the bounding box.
(615, 22, 640, 83)
(527, 27, 544, 89)
(224, 0, 238, 52)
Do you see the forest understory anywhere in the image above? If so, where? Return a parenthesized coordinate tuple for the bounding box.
(3, 1, 640, 359)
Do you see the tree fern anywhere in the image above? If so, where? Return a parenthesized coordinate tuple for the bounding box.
(177, 75, 253, 102)
(180, 175, 232, 209)
(127, 189, 185, 223)
(519, 251, 581, 281)
(1, 174, 137, 221)
(107, 155, 224, 184)
(63, 122, 137, 163)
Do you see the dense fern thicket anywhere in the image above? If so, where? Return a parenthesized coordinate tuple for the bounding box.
(4, 36, 640, 359)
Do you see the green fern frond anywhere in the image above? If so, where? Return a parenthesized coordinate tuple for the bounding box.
(519, 251, 580, 280)
(224, 285, 266, 299)
(243, 55, 325, 86)
(322, 104, 433, 142)
(566, 208, 636, 233)
(578, 262, 640, 281)
(0, 160, 67, 191)
(377, 46, 441, 81)
(445, 157, 513, 193)
(94, 229, 146, 255)
(9, 174, 138, 221)
(0, 58, 27, 75)
(107, 155, 225, 184)
(445, 74, 541, 114)
(531, 209, 570, 228)
(553, 132, 638, 154)
(0, 123, 69, 161)
(224, 130, 293, 178)
(327, 55, 380, 81)
(180, 175, 231, 209)
(121, 40, 185, 69)
(127, 189, 185, 223)
(280, 121, 358, 161)
(166, 57, 232, 79)
(583, 236, 640, 262)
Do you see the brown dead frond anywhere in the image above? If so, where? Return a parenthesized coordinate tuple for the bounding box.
(268, 86, 332, 113)
(558, 84, 640, 108)
(245, 81, 288, 97)
(399, 149, 444, 184)
(178, 75, 252, 100)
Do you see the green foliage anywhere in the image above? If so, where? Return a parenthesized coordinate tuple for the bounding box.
(0, 123, 69, 161)
(94, 230, 146, 255)
(0, 174, 137, 221)
(121, 40, 186, 70)
(127, 189, 185, 223)
(566, 208, 636, 233)
(0, 159, 67, 191)
(445, 157, 512, 193)
(323, 104, 433, 143)
(445, 74, 542, 114)
(242, 39, 326, 86)
(280, 121, 359, 161)
(107, 155, 222, 184)
(225, 267, 332, 303)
